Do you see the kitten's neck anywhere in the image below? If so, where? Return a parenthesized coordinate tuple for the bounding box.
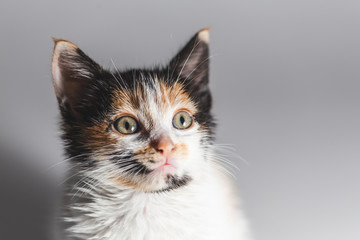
(66, 170, 213, 239)
(64, 163, 247, 240)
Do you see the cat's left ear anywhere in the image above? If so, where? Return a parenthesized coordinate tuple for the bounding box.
(169, 28, 211, 111)
(51, 39, 103, 119)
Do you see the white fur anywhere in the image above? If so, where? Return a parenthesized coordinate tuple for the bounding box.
(65, 160, 251, 240)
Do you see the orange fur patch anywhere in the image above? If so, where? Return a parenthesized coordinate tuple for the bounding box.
(79, 123, 117, 155)
(110, 176, 146, 191)
(173, 143, 189, 158)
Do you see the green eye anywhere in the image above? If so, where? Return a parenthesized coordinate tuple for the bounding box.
(172, 111, 193, 130)
(114, 116, 139, 134)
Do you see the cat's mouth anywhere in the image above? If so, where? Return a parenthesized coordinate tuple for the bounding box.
(153, 161, 177, 174)
(113, 159, 191, 192)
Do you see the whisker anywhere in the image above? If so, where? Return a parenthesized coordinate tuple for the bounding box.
(44, 153, 89, 172)
(182, 54, 216, 84)
(110, 58, 128, 90)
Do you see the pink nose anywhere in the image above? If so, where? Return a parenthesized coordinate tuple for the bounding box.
(154, 135, 175, 157)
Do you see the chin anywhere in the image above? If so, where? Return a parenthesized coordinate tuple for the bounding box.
(129, 166, 193, 193)
(148, 173, 193, 193)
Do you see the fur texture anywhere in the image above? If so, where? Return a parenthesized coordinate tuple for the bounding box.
(52, 29, 251, 240)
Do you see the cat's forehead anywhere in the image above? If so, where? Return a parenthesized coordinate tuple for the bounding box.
(111, 75, 197, 121)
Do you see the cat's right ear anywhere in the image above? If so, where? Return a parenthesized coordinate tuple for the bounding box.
(168, 28, 212, 112)
(52, 39, 102, 119)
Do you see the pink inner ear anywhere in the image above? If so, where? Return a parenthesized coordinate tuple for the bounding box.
(52, 40, 78, 102)
(52, 49, 65, 102)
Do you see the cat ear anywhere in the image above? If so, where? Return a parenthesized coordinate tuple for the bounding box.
(51, 39, 103, 118)
(169, 28, 211, 111)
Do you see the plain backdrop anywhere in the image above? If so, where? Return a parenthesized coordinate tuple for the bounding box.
(1, 1, 360, 240)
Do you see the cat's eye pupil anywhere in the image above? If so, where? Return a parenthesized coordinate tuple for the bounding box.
(180, 116, 186, 126)
(124, 121, 130, 130)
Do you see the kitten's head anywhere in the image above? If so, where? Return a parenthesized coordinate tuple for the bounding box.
(52, 29, 214, 192)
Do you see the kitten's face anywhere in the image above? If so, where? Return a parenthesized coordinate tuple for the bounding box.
(52, 29, 213, 192)
(89, 79, 205, 192)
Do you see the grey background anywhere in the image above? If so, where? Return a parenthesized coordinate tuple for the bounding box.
(1, 0, 359, 239)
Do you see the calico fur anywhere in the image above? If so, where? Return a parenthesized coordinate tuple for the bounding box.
(52, 28, 251, 240)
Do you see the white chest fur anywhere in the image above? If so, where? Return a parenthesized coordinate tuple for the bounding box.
(65, 168, 251, 240)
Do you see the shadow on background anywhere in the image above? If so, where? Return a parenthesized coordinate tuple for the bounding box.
(0, 140, 61, 240)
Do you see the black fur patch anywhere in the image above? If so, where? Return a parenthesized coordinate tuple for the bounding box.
(109, 151, 153, 175)
(152, 174, 193, 193)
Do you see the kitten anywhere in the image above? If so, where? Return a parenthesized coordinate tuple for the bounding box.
(52, 28, 251, 240)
